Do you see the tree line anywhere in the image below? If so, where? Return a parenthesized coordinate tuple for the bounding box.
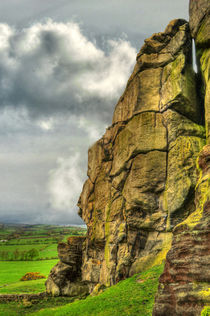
(0, 248, 40, 261)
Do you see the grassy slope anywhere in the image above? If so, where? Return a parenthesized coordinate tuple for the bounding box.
(0, 260, 58, 294)
(29, 264, 164, 316)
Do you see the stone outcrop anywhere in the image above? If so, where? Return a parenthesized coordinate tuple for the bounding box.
(46, 1, 209, 310)
(153, 1, 210, 315)
(189, 0, 210, 38)
(153, 146, 210, 316)
(46, 236, 89, 297)
(77, 18, 205, 289)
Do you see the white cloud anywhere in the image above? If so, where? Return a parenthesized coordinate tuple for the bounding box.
(37, 117, 54, 130)
(78, 116, 106, 141)
(0, 20, 136, 121)
(47, 153, 84, 212)
(0, 24, 14, 50)
(80, 39, 137, 99)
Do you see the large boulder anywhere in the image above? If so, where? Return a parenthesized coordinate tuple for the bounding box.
(45, 236, 89, 297)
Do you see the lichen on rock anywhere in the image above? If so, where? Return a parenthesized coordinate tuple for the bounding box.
(153, 146, 210, 316)
(153, 2, 210, 314)
(76, 17, 205, 289)
(46, 236, 89, 297)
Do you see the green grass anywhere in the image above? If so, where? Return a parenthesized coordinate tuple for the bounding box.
(201, 306, 210, 316)
(38, 244, 58, 259)
(0, 297, 75, 316)
(0, 244, 58, 260)
(0, 244, 44, 252)
(30, 264, 164, 316)
(0, 279, 47, 294)
(0, 260, 58, 294)
(0, 264, 163, 316)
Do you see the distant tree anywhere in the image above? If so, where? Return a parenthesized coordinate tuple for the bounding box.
(20, 250, 27, 261)
(1, 250, 9, 260)
(13, 249, 20, 260)
(26, 248, 39, 260)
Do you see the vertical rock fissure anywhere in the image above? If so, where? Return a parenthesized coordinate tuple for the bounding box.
(192, 39, 198, 73)
(193, 38, 206, 127)
(162, 115, 169, 231)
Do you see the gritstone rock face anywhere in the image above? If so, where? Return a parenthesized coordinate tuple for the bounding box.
(153, 1, 210, 315)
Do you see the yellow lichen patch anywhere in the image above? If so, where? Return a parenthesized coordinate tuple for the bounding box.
(176, 152, 210, 230)
(196, 14, 210, 46)
(104, 202, 111, 267)
(198, 288, 210, 298)
(179, 208, 203, 229)
(181, 182, 209, 229)
(163, 136, 205, 231)
(129, 233, 172, 275)
(152, 234, 172, 267)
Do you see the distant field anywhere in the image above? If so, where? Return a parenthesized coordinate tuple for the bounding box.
(0, 243, 58, 260)
(0, 224, 86, 239)
(5, 237, 61, 245)
(0, 224, 86, 295)
(0, 224, 86, 261)
(0, 259, 58, 294)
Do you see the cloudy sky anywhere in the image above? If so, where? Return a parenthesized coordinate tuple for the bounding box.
(0, 0, 189, 225)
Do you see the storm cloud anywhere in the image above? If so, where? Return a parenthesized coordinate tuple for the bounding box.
(0, 21, 136, 122)
(0, 20, 137, 225)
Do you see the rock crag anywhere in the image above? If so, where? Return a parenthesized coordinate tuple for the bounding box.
(153, 145, 210, 316)
(46, 1, 209, 313)
(46, 236, 89, 297)
(153, 1, 210, 315)
(77, 17, 205, 289)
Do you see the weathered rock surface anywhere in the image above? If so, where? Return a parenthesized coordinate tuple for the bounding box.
(153, 146, 210, 316)
(189, 0, 210, 37)
(46, 236, 89, 297)
(113, 19, 201, 124)
(191, 1, 210, 144)
(77, 18, 205, 288)
(153, 1, 210, 314)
